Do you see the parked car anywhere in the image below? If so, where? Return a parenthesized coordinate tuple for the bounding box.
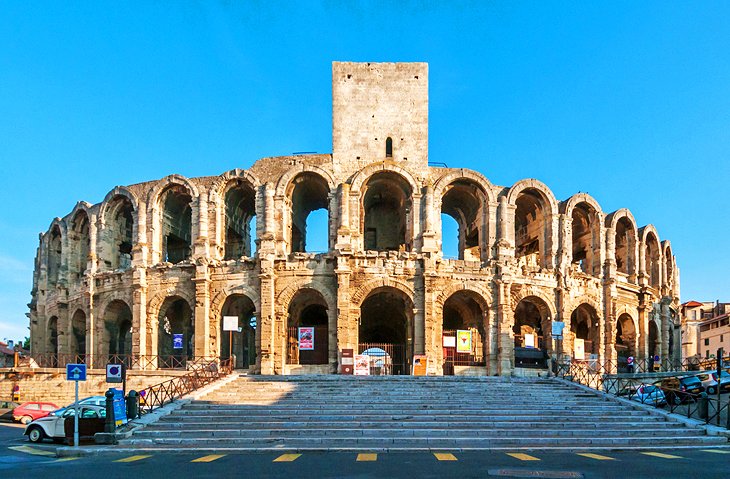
(652, 376, 704, 404)
(0, 401, 20, 422)
(628, 384, 666, 406)
(51, 396, 106, 416)
(23, 404, 106, 443)
(697, 371, 730, 394)
(12, 402, 60, 424)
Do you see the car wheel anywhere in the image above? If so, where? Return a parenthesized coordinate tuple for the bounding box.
(19, 416, 32, 425)
(708, 386, 717, 395)
(27, 426, 44, 443)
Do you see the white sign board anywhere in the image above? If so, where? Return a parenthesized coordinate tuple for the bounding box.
(223, 316, 239, 332)
(574, 338, 585, 360)
(354, 355, 370, 376)
(443, 336, 456, 348)
(524, 333, 536, 348)
(106, 363, 124, 383)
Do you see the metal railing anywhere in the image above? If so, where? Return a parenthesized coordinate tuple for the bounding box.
(19, 353, 224, 370)
(138, 358, 233, 415)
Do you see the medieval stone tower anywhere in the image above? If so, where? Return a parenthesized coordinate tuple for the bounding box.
(29, 62, 681, 375)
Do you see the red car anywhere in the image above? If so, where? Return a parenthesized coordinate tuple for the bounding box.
(13, 402, 60, 424)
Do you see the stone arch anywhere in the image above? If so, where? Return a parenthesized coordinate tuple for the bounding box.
(68, 206, 92, 281)
(210, 285, 261, 321)
(99, 186, 140, 224)
(357, 169, 415, 252)
(506, 179, 558, 270)
(432, 169, 496, 204)
(146, 174, 200, 206)
(275, 164, 336, 198)
(511, 291, 554, 366)
(606, 208, 639, 277)
(282, 170, 332, 253)
(510, 286, 557, 318)
(436, 282, 491, 311)
(561, 194, 604, 277)
(505, 179, 559, 216)
(217, 293, 257, 370)
(569, 302, 601, 356)
(349, 162, 420, 194)
(214, 172, 259, 260)
(662, 240, 675, 293)
(640, 225, 662, 289)
(146, 286, 196, 321)
(276, 279, 337, 314)
(560, 193, 603, 217)
(605, 208, 638, 232)
(70, 308, 87, 356)
(45, 220, 66, 286)
(149, 176, 198, 264)
(351, 277, 415, 307)
(155, 295, 195, 362)
(213, 169, 262, 199)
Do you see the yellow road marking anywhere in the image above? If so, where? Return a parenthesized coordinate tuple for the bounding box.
(273, 453, 301, 462)
(357, 453, 377, 461)
(8, 446, 55, 456)
(507, 453, 540, 461)
(641, 452, 682, 459)
(577, 453, 616, 461)
(433, 453, 458, 461)
(54, 457, 79, 462)
(702, 449, 730, 454)
(192, 454, 226, 463)
(114, 455, 152, 463)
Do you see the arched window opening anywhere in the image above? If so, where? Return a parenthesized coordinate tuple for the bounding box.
(441, 180, 485, 261)
(515, 189, 547, 271)
(570, 304, 599, 356)
(224, 181, 257, 259)
(442, 291, 486, 375)
(47, 316, 59, 356)
(615, 314, 637, 372)
(648, 319, 660, 361)
(441, 214, 459, 259)
(645, 233, 661, 289)
(158, 297, 194, 367)
(385, 137, 393, 158)
(102, 196, 134, 271)
(359, 287, 413, 375)
(665, 246, 674, 290)
(289, 173, 330, 253)
(571, 203, 599, 276)
(219, 294, 256, 370)
(362, 172, 412, 252)
(287, 289, 329, 365)
(70, 211, 90, 281)
(71, 309, 86, 357)
(614, 217, 635, 276)
(513, 297, 551, 369)
(47, 227, 63, 286)
(161, 186, 192, 264)
(103, 300, 132, 362)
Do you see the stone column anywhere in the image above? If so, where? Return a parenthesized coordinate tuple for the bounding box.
(335, 184, 352, 252)
(496, 280, 513, 376)
(335, 256, 354, 372)
(131, 268, 148, 369)
(193, 193, 210, 259)
(421, 184, 438, 253)
(257, 258, 276, 374)
(193, 264, 211, 359)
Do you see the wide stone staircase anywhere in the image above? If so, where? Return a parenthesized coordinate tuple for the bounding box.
(119, 375, 728, 451)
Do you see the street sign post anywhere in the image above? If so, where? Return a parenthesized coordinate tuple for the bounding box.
(65, 363, 87, 448)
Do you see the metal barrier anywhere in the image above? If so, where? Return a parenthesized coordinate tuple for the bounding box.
(138, 358, 233, 415)
(19, 353, 226, 370)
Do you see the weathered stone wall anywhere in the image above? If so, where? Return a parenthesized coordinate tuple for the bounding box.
(29, 61, 682, 377)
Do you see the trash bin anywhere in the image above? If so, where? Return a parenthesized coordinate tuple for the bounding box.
(698, 392, 708, 419)
(126, 390, 139, 420)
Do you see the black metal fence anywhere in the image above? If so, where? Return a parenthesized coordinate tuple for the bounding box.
(20, 353, 221, 370)
(358, 343, 408, 375)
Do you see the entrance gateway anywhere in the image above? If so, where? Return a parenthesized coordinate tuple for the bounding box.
(358, 287, 411, 375)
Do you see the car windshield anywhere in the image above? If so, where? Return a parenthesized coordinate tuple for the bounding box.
(642, 386, 659, 393)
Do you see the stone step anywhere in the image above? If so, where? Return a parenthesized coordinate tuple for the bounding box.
(177, 405, 635, 414)
(164, 410, 655, 420)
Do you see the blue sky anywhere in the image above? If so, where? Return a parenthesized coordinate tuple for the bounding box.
(1, 2, 729, 342)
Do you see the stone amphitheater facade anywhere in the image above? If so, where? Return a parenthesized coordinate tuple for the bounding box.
(29, 62, 681, 376)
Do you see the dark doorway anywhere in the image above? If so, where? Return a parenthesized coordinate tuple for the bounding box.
(359, 288, 412, 375)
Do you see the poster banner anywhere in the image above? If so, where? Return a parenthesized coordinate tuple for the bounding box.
(298, 327, 314, 350)
(354, 354, 370, 375)
(112, 388, 128, 427)
(456, 330, 472, 353)
(574, 338, 585, 360)
(524, 333, 536, 348)
(172, 334, 183, 350)
(412, 354, 428, 376)
(443, 336, 456, 348)
(223, 316, 239, 332)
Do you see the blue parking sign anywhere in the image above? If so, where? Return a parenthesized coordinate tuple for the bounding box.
(173, 334, 184, 349)
(66, 363, 87, 381)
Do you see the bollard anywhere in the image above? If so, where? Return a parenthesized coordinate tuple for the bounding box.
(698, 392, 708, 420)
(104, 388, 116, 433)
(126, 390, 139, 420)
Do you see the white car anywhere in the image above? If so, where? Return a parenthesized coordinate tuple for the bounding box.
(23, 405, 106, 443)
(629, 384, 667, 407)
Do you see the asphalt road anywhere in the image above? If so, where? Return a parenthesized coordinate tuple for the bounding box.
(1, 422, 729, 478)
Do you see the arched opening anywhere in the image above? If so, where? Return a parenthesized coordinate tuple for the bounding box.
(645, 233, 661, 289)
(442, 291, 486, 375)
(359, 287, 413, 375)
(441, 180, 486, 261)
(103, 300, 132, 362)
(71, 309, 86, 358)
(158, 297, 194, 367)
(648, 319, 660, 360)
(103, 195, 134, 271)
(286, 289, 329, 366)
(224, 180, 257, 259)
(362, 172, 412, 252)
(515, 189, 549, 270)
(69, 211, 90, 282)
(289, 173, 330, 253)
(570, 304, 600, 357)
(513, 297, 551, 368)
(664, 246, 674, 291)
(385, 137, 393, 158)
(219, 294, 256, 369)
(615, 313, 637, 372)
(614, 217, 635, 276)
(47, 226, 63, 286)
(571, 203, 599, 276)
(47, 316, 59, 364)
(161, 185, 192, 264)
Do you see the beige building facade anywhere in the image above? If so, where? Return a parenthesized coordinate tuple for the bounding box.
(681, 301, 730, 360)
(29, 62, 681, 376)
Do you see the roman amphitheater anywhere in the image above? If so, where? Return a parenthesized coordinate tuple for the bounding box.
(29, 62, 680, 376)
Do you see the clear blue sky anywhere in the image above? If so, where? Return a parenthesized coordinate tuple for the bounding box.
(1, 2, 729, 342)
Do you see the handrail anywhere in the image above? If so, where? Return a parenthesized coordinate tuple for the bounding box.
(137, 358, 233, 415)
(18, 353, 227, 370)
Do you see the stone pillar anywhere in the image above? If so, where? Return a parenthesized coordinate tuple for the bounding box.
(131, 268, 147, 369)
(335, 256, 354, 369)
(193, 265, 211, 359)
(637, 303, 647, 359)
(496, 280, 513, 376)
(422, 258, 441, 375)
(411, 192, 422, 251)
(193, 193, 210, 259)
(421, 184, 438, 253)
(335, 184, 352, 252)
(660, 298, 671, 366)
(258, 258, 276, 374)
